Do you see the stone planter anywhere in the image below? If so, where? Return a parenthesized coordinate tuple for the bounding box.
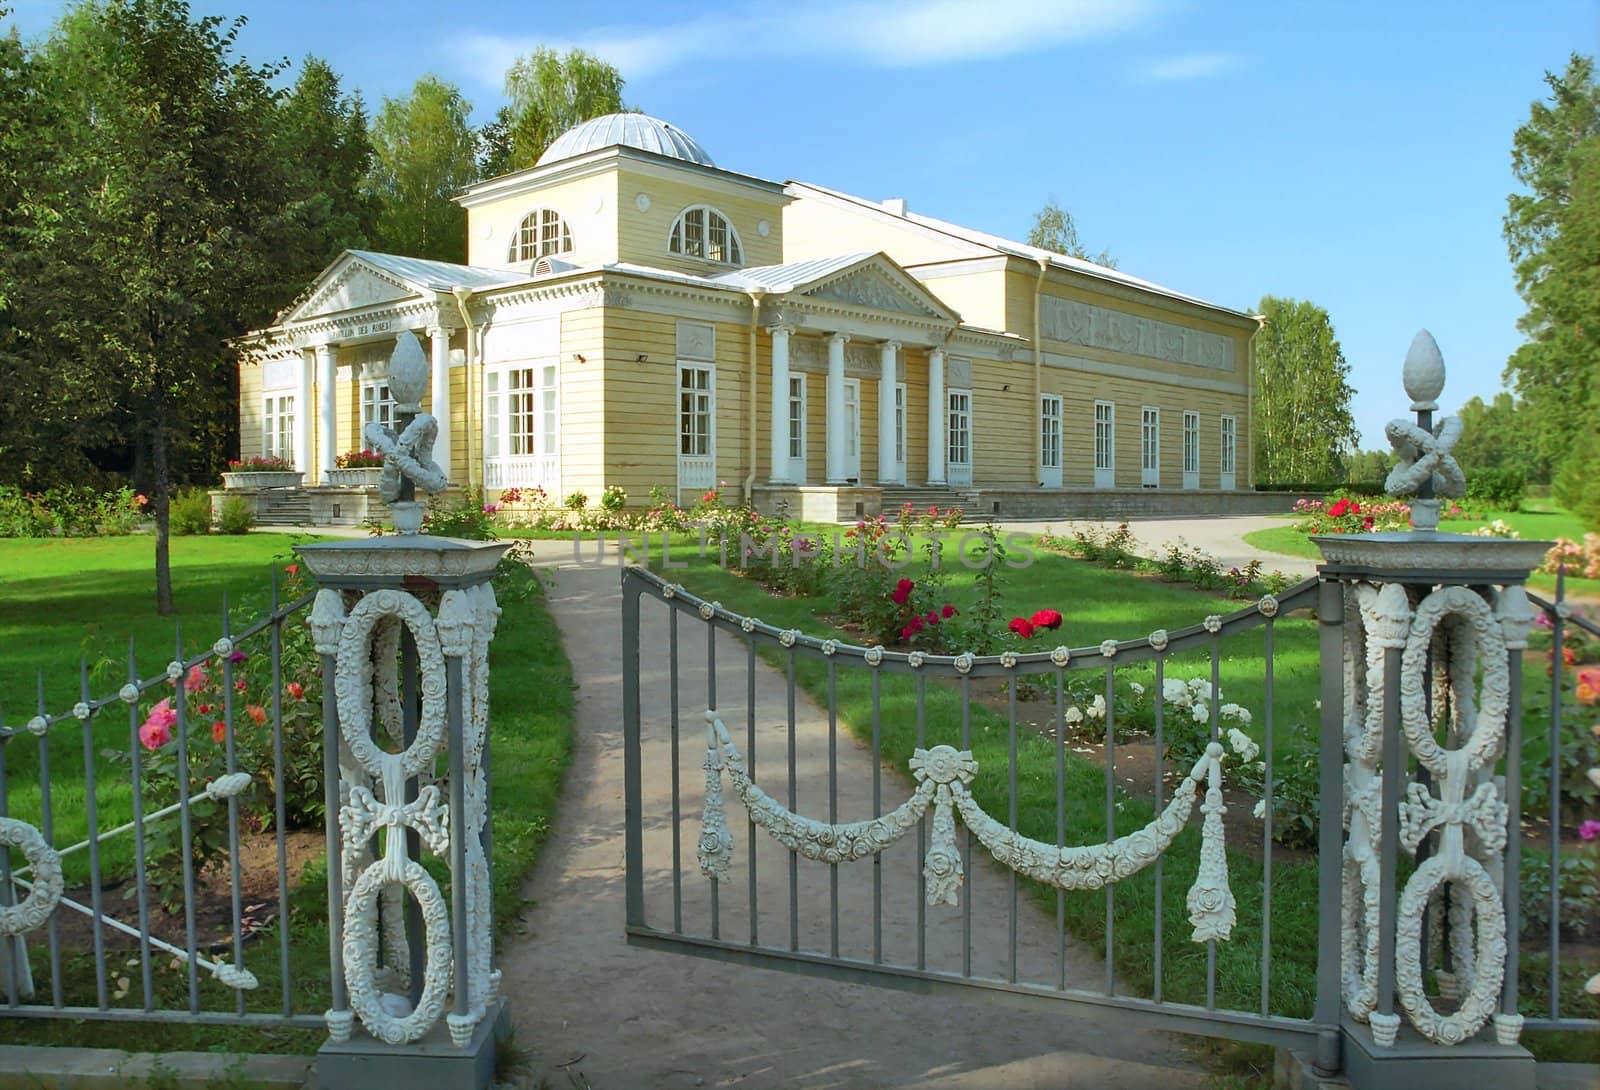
(222, 470, 303, 489)
(325, 467, 382, 488)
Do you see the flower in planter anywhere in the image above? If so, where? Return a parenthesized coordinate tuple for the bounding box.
(335, 449, 384, 469)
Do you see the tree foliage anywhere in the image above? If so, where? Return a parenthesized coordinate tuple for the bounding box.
(1452, 391, 1547, 483)
(1026, 197, 1116, 267)
(1251, 296, 1360, 486)
(368, 75, 477, 261)
(482, 47, 626, 177)
(1503, 54, 1600, 492)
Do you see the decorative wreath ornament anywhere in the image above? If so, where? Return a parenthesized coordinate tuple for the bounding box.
(342, 857, 453, 1044)
(335, 590, 447, 779)
(0, 818, 62, 935)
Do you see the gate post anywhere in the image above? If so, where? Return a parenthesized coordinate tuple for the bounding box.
(1307, 332, 1548, 1090)
(296, 330, 511, 1090)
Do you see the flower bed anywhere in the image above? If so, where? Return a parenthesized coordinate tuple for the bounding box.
(0, 484, 146, 537)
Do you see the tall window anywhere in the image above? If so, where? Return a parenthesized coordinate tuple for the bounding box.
(1183, 411, 1200, 474)
(263, 394, 295, 462)
(894, 383, 907, 465)
(680, 366, 712, 456)
(947, 390, 971, 465)
(1040, 395, 1062, 469)
(484, 364, 559, 488)
(668, 206, 742, 264)
(361, 380, 394, 434)
(507, 208, 573, 262)
(1094, 401, 1115, 471)
(787, 375, 806, 461)
(1220, 415, 1237, 475)
(1141, 406, 1160, 486)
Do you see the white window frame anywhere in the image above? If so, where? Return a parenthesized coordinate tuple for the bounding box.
(1093, 400, 1115, 489)
(787, 373, 807, 482)
(483, 362, 560, 492)
(677, 361, 717, 492)
(1220, 414, 1237, 491)
(894, 382, 907, 471)
(507, 207, 574, 263)
(1182, 410, 1200, 490)
(1141, 405, 1160, 488)
(947, 388, 973, 487)
(262, 393, 295, 465)
(842, 377, 862, 481)
(361, 379, 394, 436)
(668, 205, 743, 265)
(1040, 394, 1062, 488)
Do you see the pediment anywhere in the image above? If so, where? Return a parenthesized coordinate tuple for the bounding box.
(288, 259, 423, 322)
(801, 260, 953, 322)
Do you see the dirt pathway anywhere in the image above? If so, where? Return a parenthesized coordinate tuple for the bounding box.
(497, 543, 1209, 1089)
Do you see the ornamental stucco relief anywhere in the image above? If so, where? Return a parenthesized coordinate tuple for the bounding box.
(1039, 297, 1235, 371)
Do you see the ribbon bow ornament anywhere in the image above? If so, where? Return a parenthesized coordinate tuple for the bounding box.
(340, 782, 451, 873)
(1398, 780, 1507, 857)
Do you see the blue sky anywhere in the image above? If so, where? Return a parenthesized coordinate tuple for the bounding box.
(7, 0, 1595, 447)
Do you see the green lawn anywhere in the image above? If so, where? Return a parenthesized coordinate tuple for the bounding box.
(1242, 504, 1600, 597)
(652, 537, 1600, 1038)
(0, 536, 574, 1054)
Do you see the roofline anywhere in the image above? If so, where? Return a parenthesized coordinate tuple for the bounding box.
(458, 145, 785, 208)
(786, 180, 1257, 325)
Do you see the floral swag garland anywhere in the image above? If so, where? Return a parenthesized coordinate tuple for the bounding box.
(696, 710, 1241, 944)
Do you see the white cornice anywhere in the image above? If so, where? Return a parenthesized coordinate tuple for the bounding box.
(458, 146, 785, 209)
(1043, 350, 1248, 396)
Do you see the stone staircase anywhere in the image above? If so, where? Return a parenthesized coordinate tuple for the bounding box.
(878, 486, 982, 522)
(255, 488, 313, 527)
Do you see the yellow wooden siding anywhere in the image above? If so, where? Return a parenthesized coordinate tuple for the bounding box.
(967, 356, 1037, 486)
(465, 173, 619, 270)
(613, 168, 785, 275)
(238, 362, 265, 462)
(781, 194, 979, 267)
(557, 308, 608, 501)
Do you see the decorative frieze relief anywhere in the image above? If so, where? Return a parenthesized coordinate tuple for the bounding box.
(1040, 296, 1235, 371)
(789, 336, 905, 381)
(676, 320, 715, 361)
(806, 268, 936, 318)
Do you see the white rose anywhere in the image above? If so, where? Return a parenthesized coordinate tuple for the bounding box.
(1191, 703, 1208, 723)
(1163, 679, 1187, 704)
(1130, 682, 1145, 697)
(1089, 694, 1107, 719)
(1252, 800, 1266, 821)
(1065, 706, 1084, 725)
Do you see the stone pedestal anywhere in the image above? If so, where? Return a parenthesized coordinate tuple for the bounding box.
(314, 998, 508, 1090)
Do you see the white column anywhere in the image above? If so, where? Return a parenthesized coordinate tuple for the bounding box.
(294, 350, 312, 475)
(825, 333, 849, 484)
(316, 344, 337, 482)
(926, 346, 946, 485)
(428, 324, 452, 484)
(877, 340, 900, 484)
(768, 324, 792, 483)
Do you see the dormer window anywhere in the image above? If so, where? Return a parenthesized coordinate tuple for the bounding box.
(508, 208, 573, 262)
(669, 206, 742, 265)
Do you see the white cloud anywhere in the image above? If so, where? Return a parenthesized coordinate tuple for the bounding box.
(1131, 51, 1242, 83)
(452, 0, 1166, 87)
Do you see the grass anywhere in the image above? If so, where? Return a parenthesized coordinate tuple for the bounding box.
(1241, 503, 1600, 597)
(652, 535, 1600, 1047)
(0, 537, 575, 1055)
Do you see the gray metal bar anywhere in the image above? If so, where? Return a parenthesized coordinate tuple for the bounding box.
(1055, 668, 1066, 992)
(0, 1006, 326, 1028)
(708, 615, 719, 941)
(121, 645, 152, 1012)
(1549, 567, 1563, 1021)
(1377, 643, 1403, 1020)
(1261, 617, 1274, 1016)
(669, 605, 681, 933)
(828, 661, 838, 959)
(1502, 595, 1522, 1020)
(961, 676, 972, 978)
(0, 709, 17, 1009)
(447, 655, 470, 1024)
(81, 659, 109, 1011)
(871, 669, 882, 965)
(320, 648, 349, 1017)
(38, 673, 61, 1009)
(787, 649, 798, 953)
(915, 674, 926, 972)
(1153, 654, 1165, 1004)
(1008, 678, 1018, 985)
(269, 596, 292, 1017)
(747, 635, 758, 948)
(622, 579, 645, 931)
(1313, 578, 1345, 1076)
(220, 600, 245, 1017)
(1104, 664, 1115, 998)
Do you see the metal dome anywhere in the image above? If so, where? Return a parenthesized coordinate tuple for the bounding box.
(536, 113, 715, 168)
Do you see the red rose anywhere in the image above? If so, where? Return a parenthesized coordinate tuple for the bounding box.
(925, 610, 939, 626)
(1327, 499, 1349, 518)
(941, 604, 957, 619)
(212, 720, 227, 743)
(1350, 501, 1362, 514)
(1009, 617, 1036, 639)
(891, 578, 914, 605)
(1362, 517, 1374, 531)
(902, 616, 925, 640)
(1030, 608, 1063, 630)
(286, 681, 304, 700)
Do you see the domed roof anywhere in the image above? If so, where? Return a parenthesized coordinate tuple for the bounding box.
(537, 113, 715, 168)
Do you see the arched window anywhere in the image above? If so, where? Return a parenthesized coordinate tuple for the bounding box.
(668, 206, 743, 265)
(507, 208, 573, 262)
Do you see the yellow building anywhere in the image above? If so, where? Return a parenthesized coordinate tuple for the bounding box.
(237, 113, 1261, 524)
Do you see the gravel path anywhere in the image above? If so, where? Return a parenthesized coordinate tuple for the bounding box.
(997, 514, 1317, 579)
(497, 541, 1210, 1089)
